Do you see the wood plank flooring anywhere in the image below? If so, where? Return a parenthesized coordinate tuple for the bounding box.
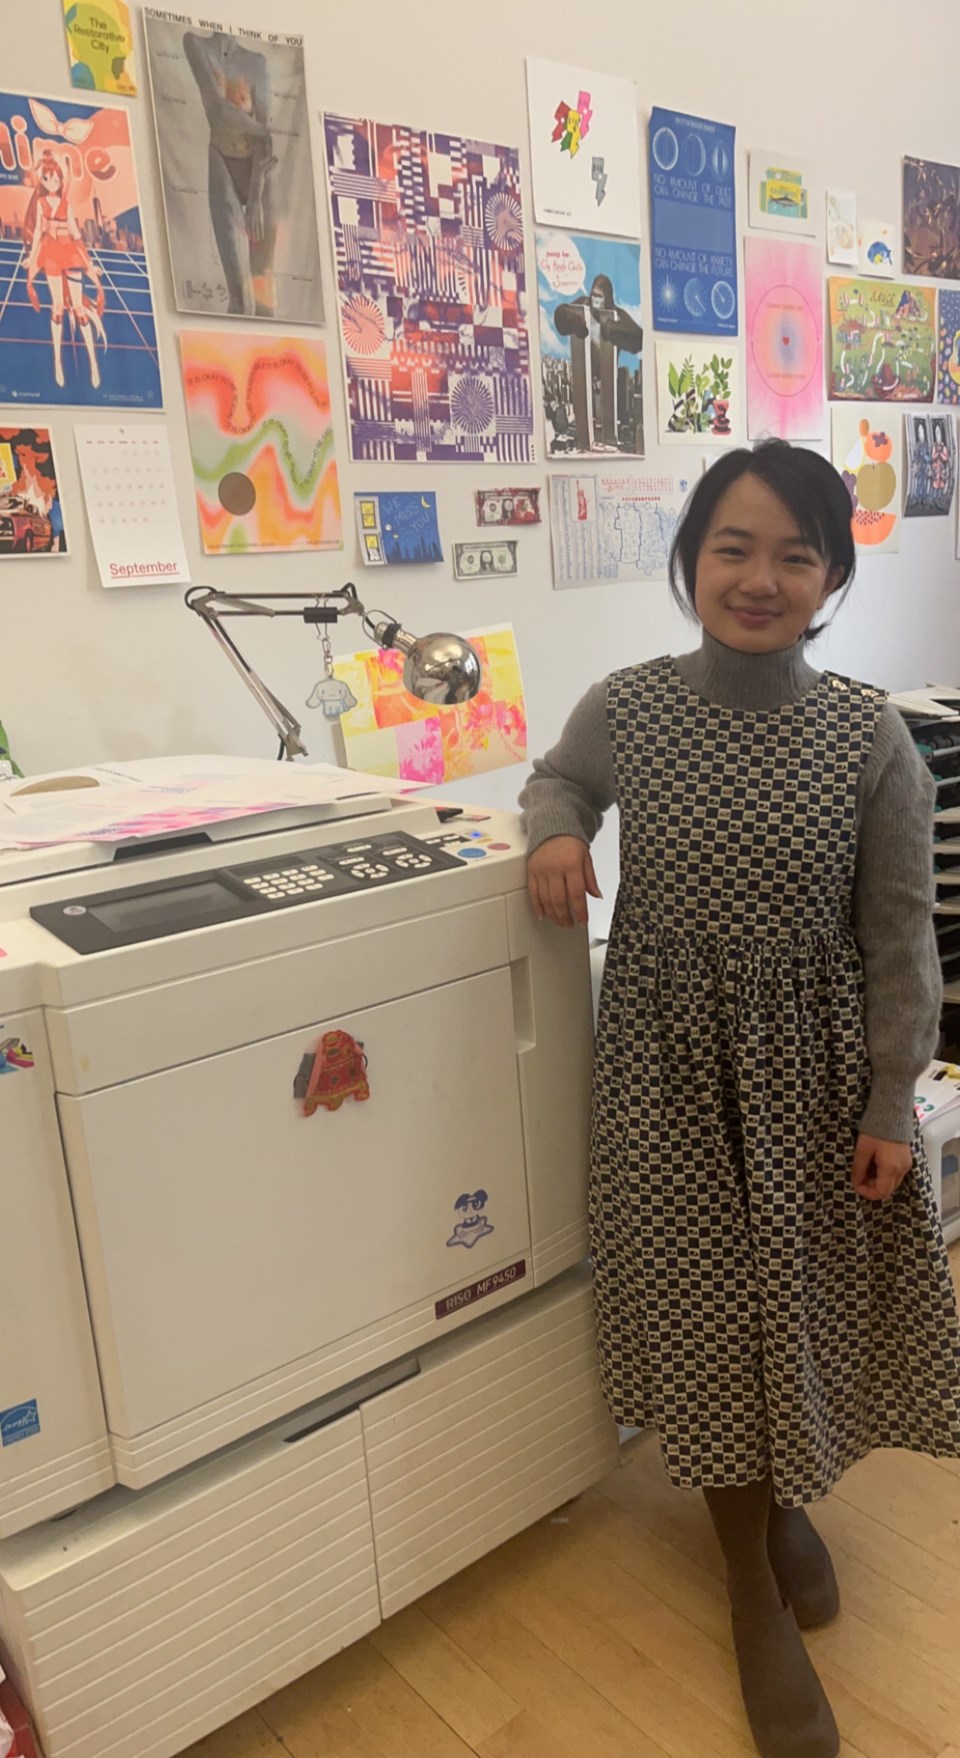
(186, 1246, 960, 1758)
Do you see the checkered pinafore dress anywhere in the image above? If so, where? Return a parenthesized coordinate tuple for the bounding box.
(591, 658, 960, 1506)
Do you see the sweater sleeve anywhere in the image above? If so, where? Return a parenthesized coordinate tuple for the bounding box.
(854, 703, 940, 1141)
(518, 680, 616, 855)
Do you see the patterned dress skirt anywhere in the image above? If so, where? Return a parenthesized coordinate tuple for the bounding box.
(591, 659, 960, 1506)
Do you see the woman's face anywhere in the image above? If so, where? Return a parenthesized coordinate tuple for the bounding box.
(694, 474, 843, 654)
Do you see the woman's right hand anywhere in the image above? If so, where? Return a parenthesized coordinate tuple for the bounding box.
(527, 836, 602, 929)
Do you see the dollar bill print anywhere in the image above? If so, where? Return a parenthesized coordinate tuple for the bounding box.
(474, 487, 541, 526)
(453, 540, 518, 580)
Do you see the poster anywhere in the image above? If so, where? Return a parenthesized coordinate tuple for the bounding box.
(0, 427, 66, 556)
(0, 91, 161, 409)
(536, 228, 642, 458)
(549, 470, 692, 587)
(831, 407, 902, 553)
(904, 411, 956, 517)
(938, 290, 960, 405)
(325, 112, 534, 466)
(63, 2, 136, 96)
(828, 278, 936, 403)
(826, 190, 857, 266)
(904, 156, 960, 280)
(748, 152, 817, 235)
(649, 107, 737, 335)
(334, 625, 526, 784)
(179, 331, 341, 555)
(655, 340, 739, 445)
(524, 59, 642, 239)
(144, 11, 322, 325)
(858, 218, 896, 279)
(354, 492, 442, 566)
(75, 424, 190, 586)
(744, 238, 823, 441)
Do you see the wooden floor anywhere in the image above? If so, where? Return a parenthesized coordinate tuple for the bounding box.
(187, 1247, 960, 1758)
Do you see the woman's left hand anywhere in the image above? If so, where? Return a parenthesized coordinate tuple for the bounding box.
(851, 1134, 912, 1201)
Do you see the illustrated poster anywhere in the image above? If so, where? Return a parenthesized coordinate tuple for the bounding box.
(655, 340, 739, 446)
(63, 1, 136, 95)
(858, 218, 896, 279)
(748, 151, 817, 235)
(0, 426, 67, 556)
(904, 412, 956, 518)
(649, 107, 737, 335)
(324, 111, 534, 465)
(537, 228, 643, 458)
(832, 407, 902, 553)
(744, 238, 823, 440)
(904, 156, 960, 280)
(524, 59, 642, 238)
(144, 11, 323, 325)
(549, 470, 692, 587)
(826, 189, 858, 266)
(354, 492, 442, 566)
(75, 424, 190, 586)
(938, 289, 960, 405)
(334, 625, 526, 785)
(828, 278, 936, 403)
(179, 331, 341, 555)
(0, 91, 161, 409)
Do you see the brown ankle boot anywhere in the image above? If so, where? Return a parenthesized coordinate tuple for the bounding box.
(731, 1597, 840, 1758)
(768, 1504, 840, 1631)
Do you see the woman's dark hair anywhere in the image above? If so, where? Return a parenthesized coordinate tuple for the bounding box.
(668, 440, 857, 641)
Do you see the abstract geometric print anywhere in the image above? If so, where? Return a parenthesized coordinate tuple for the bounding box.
(324, 113, 535, 464)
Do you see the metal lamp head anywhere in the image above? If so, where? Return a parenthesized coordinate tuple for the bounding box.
(367, 621, 483, 706)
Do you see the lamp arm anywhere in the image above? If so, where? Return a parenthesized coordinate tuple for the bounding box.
(186, 588, 314, 760)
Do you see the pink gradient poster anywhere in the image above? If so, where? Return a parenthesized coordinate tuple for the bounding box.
(744, 237, 824, 441)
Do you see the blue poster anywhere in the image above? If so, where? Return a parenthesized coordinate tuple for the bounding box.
(354, 492, 443, 566)
(649, 108, 737, 336)
(0, 91, 162, 409)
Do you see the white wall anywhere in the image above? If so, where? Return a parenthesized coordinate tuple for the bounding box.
(4, 0, 960, 921)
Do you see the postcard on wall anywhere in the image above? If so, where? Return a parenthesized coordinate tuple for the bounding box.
(857, 218, 896, 279)
(325, 112, 534, 466)
(938, 289, 960, 405)
(904, 156, 960, 280)
(354, 492, 442, 566)
(0, 426, 67, 557)
(748, 151, 817, 235)
(537, 228, 643, 458)
(75, 423, 190, 587)
(453, 540, 517, 580)
(63, 1, 136, 96)
(524, 59, 642, 239)
(649, 107, 737, 336)
(828, 278, 936, 403)
(655, 340, 739, 446)
(744, 238, 823, 441)
(179, 331, 341, 555)
(826, 190, 858, 266)
(143, 10, 322, 325)
(549, 469, 692, 587)
(903, 411, 956, 518)
(0, 91, 161, 409)
(475, 488, 540, 526)
(334, 624, 527, 785)
(831, 406, 902, 553)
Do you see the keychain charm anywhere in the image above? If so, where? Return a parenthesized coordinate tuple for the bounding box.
(307, 626, 357, 720)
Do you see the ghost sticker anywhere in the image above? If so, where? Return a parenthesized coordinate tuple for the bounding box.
(447, 1189, 495, 1249)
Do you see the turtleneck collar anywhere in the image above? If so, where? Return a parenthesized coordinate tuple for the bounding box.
(673, 627, 820, 711)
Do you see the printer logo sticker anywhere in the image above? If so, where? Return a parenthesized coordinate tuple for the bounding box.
(0, 1033, 34, 1074)
(0, 1400, 40, 1447)
(447, 1190, 495, 1249)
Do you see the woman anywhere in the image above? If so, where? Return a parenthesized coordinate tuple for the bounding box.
(24, 151, 105, 393)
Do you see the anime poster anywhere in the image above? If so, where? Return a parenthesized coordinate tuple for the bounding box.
(937, 289, 960, 405)
(748, 152, 817, 236)
(524, 59, 642, 239)
(324, 112, 534, 465)
(0, 92, 161, 409)
(334, 625, 526, 784)
(536, 228, 642, 458)
(354, 492, 442, 566)
(144, 11, 322, 325)
(904, 411, 956, 517)
(655, 340, 739, 445)
(828, 278, 936, 403)
(63, 2, 136, 96)
(649, 107, 737, 335)
(179, 331, 341, 555)
(744, 238, 824, 441)
(904, 156, 960, 280)
(0, 426, 67, 555)
(831, 407, 902, 553)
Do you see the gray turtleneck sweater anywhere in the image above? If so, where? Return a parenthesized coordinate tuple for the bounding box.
(519, 631, 940, 1143)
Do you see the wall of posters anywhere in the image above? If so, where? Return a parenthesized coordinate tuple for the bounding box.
(536, 228, 643, 459)
(0, 426, 67, 555)
(649, 107, 737, 336)
(655, 340, 739, 445)
(325, 111, 534, 465)
(550, 470, 692, 586)
(63, 1, 136, 96)
(904, 156, 960, 280)
(0, 91, 161, 409)
(179, 331, 341, 555)
(524, 59, 642, 239)
(904, 412, 956, 517)
(748, 152, 817, 235)
(744, 237, 823, 440)
(144, 11, 322, 325)
(828, 278, 936, 403)
(832, 407, 902, 553)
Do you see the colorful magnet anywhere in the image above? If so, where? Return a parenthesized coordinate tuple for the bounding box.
(302, 1030, 370, 1115)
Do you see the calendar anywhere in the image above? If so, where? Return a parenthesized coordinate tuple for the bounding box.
(75, 425, 191, 590)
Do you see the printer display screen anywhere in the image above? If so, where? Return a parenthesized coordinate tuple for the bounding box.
(90, 880, 235, 934)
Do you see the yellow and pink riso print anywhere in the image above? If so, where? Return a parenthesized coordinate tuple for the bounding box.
(334, 625, 527, 785)
(179, 331, 342, 555)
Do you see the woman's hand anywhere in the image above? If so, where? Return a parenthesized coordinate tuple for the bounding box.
(851, 1134, 912, 1201)
(528, 835, 601, 929)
